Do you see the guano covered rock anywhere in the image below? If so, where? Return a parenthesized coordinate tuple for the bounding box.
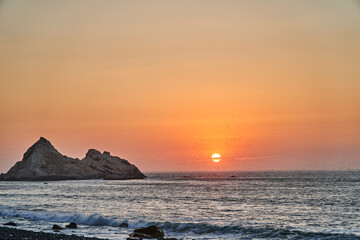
(0, 137, 145, 181)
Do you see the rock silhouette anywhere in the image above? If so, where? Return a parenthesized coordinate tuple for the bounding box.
(132, 225, 164, 238)
(65, 222, 77, 229)
(52, 225, 64, 230)
(0, 137, 145, 181)
(3, 222, 18, 226)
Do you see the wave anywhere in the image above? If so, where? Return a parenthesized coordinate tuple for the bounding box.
(151, 221, 360, 239)
(1, 206, 359, 239)
(0, 206, 126, 227)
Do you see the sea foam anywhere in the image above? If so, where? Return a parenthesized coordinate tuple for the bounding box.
(0, 205, 126, 227)
(1, 205, 359, 239)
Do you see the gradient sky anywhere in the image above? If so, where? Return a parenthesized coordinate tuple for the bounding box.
(0, 0, 359, 172)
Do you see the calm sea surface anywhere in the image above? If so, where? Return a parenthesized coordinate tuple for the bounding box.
(0, 171, 359, 239)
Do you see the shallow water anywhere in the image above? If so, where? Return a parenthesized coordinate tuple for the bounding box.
(0, 171, 360, 239)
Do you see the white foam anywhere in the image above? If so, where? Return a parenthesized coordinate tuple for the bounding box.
(0, 205, 126, 227)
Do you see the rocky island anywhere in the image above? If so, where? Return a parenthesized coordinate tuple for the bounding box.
(0, 137, 145, 181)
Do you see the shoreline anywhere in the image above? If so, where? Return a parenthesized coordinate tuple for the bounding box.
(0, 226, 106, 240)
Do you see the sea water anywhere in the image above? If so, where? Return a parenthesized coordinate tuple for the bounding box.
(0, 171, 359, 239)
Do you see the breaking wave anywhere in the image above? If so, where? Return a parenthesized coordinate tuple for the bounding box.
(1, 205, 359, 239)
(0, 205, 126, 227)
(153, 221, 360, 239)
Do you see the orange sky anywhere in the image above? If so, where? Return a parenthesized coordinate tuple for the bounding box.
(0, 0, 359, 172)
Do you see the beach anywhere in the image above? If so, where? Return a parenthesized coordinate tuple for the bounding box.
(0, 226, 103, 240)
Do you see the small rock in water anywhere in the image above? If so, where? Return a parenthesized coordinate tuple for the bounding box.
(52, 224, 64, 230)
(65, 222, 77, 229)
(130, 232, 152, 238)
(4, 222, 18, 226)
(119, 222, 128, 228)
(133, 225, 164, 238)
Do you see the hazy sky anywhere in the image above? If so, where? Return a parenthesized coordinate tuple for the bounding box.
(0, 0, 359, 172)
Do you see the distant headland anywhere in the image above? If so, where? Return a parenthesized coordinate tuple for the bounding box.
(0, 137, 145, 181)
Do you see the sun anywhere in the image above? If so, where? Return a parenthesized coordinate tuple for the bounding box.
(211, 153, 221, 163)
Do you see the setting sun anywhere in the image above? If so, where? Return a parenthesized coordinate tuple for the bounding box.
(211, 153, 221, 163)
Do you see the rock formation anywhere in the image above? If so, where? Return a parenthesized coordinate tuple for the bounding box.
(128, 225, 165, 239)
(0, 137, 145, 181)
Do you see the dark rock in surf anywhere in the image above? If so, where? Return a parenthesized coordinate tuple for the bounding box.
(130, 232, 153, 238)
(133, 225, 164, 238)
(0, 137, 146, 181)
(65, 222, 77, 229)
(119, 222, 129, 228)
(4, 222, 18, 226)
(52, 224, 64, 230)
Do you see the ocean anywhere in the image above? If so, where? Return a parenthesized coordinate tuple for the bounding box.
(0, 171, 359, 239)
